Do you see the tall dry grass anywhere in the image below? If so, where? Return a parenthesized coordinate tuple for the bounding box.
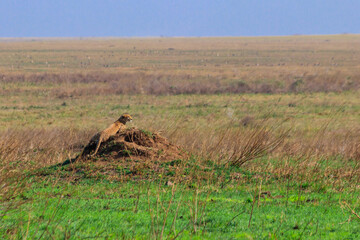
(1, 122, 359, 178)
(163, 119, 360, 184)
(0, 128, 94, 171)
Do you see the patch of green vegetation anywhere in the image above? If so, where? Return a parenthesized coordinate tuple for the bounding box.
(140, 129, 153, 138)
(1, 180, 360, 239)
(121, 149, 132, 156)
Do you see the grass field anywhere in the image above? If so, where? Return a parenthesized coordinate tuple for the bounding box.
(1, 35, 360, 239)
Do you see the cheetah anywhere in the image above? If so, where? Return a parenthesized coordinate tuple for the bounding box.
(80, 114, 132, 158)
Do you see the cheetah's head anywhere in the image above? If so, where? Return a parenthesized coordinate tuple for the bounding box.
(119, 114, 132, 124)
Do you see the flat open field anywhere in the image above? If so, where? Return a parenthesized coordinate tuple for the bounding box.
(1, 36, 360, 239)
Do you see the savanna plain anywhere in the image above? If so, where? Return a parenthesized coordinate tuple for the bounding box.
(1, 35, 360, 239)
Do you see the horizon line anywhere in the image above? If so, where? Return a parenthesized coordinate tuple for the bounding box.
(0, 33, 359, 40)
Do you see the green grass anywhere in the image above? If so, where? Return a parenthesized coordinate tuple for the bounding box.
(2, 179, 360, 239)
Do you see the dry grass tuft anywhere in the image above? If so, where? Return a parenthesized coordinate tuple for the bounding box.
(225, 126, 288, 167)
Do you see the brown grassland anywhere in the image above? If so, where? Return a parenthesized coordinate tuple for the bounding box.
(1, 35, 360, 94)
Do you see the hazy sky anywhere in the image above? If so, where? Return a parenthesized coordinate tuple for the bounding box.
(1, 0, 360, 37)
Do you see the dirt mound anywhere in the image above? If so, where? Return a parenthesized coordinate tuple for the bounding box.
(79, 128, 185, 162)
(41, 128, 188, 181)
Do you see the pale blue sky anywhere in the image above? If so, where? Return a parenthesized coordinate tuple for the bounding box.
(1, 0, 359, 37)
